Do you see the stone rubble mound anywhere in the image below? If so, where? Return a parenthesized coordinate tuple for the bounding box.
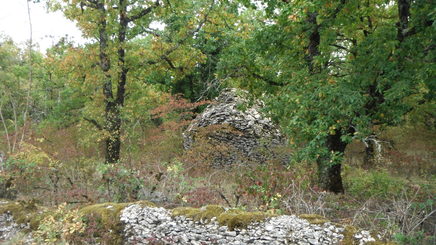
(0, 212, 28, 241)
(183, 88, 286, 166)
(121, 204, 377, 245)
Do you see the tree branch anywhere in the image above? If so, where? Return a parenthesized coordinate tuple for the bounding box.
(141, 27, 162, 37)
(162, 56, 177, 70)
(84, 117, 103, 130)
(251, 72, 284, 87)
(81, 0, 98, 9)
(330, 44, 350, 52)
(138, 0, 216, 71)
(162, 0, 215, 56)
(328, 0, 346, 21)
(127, 0, 160, 22)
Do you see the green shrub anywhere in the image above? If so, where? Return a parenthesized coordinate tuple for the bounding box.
(344, 167, 406, 198)
(34, 203, 86, 244)
(394, 231, 435, 245)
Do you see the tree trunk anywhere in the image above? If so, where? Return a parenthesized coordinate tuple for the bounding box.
(305, 12, 320, 74)
(102, 0, 129, 164)
(316, 130, 347, 193)
(0, 103, 11, 153)
(317, 158, 343, 193)
(363, 139, 376, 168)
(397, 0, 410, 42)
(105, 103, 121, 164)
(20, 0, 34, 147)
(96, 1, 122, 164)
(305, 11, 346, 193)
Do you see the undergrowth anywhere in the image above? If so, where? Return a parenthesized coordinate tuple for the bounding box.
(0, 100, 434, 244)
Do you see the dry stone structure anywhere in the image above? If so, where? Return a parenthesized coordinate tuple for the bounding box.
(0, 201, 386, 244)
(183, 88, 287, 166)
(121, 204, 378, 245)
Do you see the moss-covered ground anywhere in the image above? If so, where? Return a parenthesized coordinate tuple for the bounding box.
(172, 205, 276, 230)
(0, 199, 49, 230)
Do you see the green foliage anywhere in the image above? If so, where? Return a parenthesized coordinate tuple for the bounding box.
(34, 203, 86, 244)
(235, 163, 296, 211)
(344, 167, 406, 199)
(394, 231, 435, 245)
(217, 0, 436, 191)
(0, 143, 62, 198)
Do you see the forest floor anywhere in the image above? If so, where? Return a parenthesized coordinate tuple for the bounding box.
(0, 121, 434, 244)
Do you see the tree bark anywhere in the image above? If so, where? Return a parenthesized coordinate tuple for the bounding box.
(305, 11, 346, 193)
(397, 0, 410, 42)
(20, 0, 34, 147)
(96, 1, 122, 164)
(363, 139, 376, 168)
(0, 103, 11, 153)
(102, 0, 129, 164)
(94, 0, 158, 163)
(316, 130, 347, 193)
(305, 12, 320, 74)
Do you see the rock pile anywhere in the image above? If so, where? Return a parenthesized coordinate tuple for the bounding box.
(0, 212, 29, 242)
(0, 201, 383, 244)
(121, 204, 377, 245)
(183, 88, 287, 166)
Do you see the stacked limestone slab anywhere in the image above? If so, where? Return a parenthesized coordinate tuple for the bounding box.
(0, 201, 390, 244)
(121, 204, 379, 245)
(183, 88, 287, 166)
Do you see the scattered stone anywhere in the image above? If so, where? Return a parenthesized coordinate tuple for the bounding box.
(0, 212, 32, 243)
(121, 205, 378, 244)
(0, 201, 384, 244)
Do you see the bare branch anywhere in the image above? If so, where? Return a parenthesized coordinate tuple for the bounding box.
(216, 190, 232, 207)
(251, 71, 284, 87)
(141, 27, 162, 37)
(128, 0, 160, 22)
(162, 56, 177, 70)
(81, 0, 98, 9)
(162, 0, 216, 56)
(330, 44, 350, 52)
(84, 117, 103, 130)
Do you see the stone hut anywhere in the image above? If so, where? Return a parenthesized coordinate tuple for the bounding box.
(183, 88, 287, 166)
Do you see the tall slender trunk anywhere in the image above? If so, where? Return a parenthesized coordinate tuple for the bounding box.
(20, 0, 34, 147)
(97, 0, 129, 164)
(92, 0, 158, 163)
(96, 1, 121, 164)
(0, 102, 11, 153)
(117, 0, 128, 108)
(11, 101, 18, 152)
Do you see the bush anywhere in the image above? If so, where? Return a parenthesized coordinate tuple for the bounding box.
(234, 163, 295, 211)
(34, 203, 86, 244)
(394, 231, 435, 245)
(0, 143, 61, 201)
(344, 167, 406, 198)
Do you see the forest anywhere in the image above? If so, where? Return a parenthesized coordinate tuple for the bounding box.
(0, 0, 435, 244)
